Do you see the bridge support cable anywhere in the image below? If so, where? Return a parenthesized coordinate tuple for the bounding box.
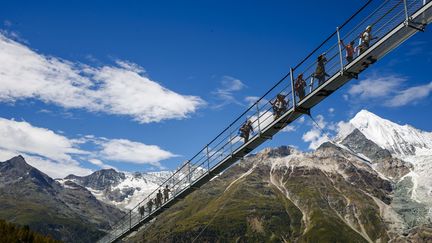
(336, 27, 344, 75)
(290, 68, 296, 111)
(98, 1, 432, 242)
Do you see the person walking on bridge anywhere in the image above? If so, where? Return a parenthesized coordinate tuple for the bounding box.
(156, 190, 163, 208)
(138, 205, 145, 218)
(239, 120, 254, 143)
(147, 198, 154, 213)
(314, 53, 329, 86)
(163, 185, 171, 203)
(340, 40, 355, 63)
(358, 25, 377, 55)
(295, 74, 306, 100)
(270, 94, 288, 119)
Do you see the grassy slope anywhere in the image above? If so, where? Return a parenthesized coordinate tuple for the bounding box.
(130, 158, 392, 243)
(0, 198, 104, 243)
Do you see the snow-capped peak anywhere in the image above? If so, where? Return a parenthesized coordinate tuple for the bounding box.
(349, 109, 432, 157)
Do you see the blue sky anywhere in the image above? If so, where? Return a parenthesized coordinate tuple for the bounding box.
(0, 0, 431, 178)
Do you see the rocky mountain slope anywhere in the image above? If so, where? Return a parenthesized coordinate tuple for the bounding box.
(62, 169, 173, 210)
(125, 110, 432, 242)
(0, 156, 125, 243)
(348, 110, 432, 157)
(3, 110, 428, 242)
(62, 162, 208, 212)
(345, 110, 432, 218)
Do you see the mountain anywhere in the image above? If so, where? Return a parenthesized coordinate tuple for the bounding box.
(124, 110, 432, 242)
(346, 110, 432, 215)
(63, 169, 173, 210)
(4, 110, 427, 242)
(341, 128, 412, 179)
(0, 155, 125, 243)
(65, 168, 126, 190)
(63, 164, 208, 211)
(349, 110, 432, 157)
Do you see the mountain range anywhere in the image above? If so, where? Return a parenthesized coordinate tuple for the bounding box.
(0, 155, 125, 242)
(126, 110, 432, 242)
(0, 110, 431, 242)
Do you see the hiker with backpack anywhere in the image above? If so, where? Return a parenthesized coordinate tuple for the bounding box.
(339, 40, 355, 63)
(358, 25, 377, 55)
(270, 94, 288, 119)
(138, 205, 145, 218)
(156, 190, 163, 208)
(239, 120, 254, 143)
(147, 198, 154, 213)
(295, 74, 306, 100)
(163, 185, 171, 203)
(314, 53, 330, 87)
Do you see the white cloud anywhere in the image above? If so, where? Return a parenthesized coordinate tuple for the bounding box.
(329, 107, 335, 113)
(25, 155, 92, 179)
(0, 34, 204, 123)
(249, 110, 274, 133)
(0, 118, 85, 162)
(212, 76, 246, 108)
(0, 117, 176, 178)
(0, 118, 92, 178)
(334, 121, 355, 141)
(313, 114, 327, 128)
(3, 20, 12, 27)
(282, 125, 296, 132)
(302, 115, 330, 150)
(302, 129, 329, 150)
(0, 148, 92, 179)
(297, 116, 305, 124)
(89, 158, 116, 170)
(347, 74, 432, 107)
(97, 139, 177, 167)
(0, 149, 19, 161)
(89, 158, 104, 166)
(221, 76, 245, 92)
(244, 96, 260, 106)
(348, 75, 404, 99)
(384, 82, 432, 107)
(37, 109, 52, 114)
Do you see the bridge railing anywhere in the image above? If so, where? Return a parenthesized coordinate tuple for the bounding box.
(99, 0, 430, 241)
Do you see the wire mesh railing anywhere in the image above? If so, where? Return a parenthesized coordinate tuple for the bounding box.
(99, 0, 430, 241)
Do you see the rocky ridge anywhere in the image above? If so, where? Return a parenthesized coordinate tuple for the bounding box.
(0, 156, 125, 243)
(126, 110, 432, 242)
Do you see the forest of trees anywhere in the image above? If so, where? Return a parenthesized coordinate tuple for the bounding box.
(0, 220, 60, 243)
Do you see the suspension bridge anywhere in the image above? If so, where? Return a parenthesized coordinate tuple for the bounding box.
(99, 0, 432, 242)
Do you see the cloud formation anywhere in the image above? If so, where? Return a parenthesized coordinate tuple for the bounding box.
(212, 76, 246, 108)
(0, 117, 176, 178)
(302, 115, 330, 150)
(97, 139, 177, 167)
(244, 96, 261, 106)
(384, 82, 432, 107)
(0, 118, 92, 178)
(347, 74, 432, 107)
(0, 34, 204, 123)
(0, 118, 85, 162)
(89, 158, 117, 170)
(348, 75, 404, 99)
